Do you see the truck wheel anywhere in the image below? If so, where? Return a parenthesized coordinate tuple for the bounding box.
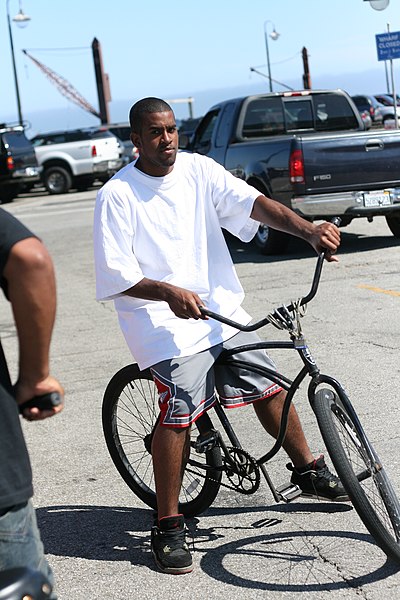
(43, 166, 72, 195)
(386, 215, 400, 238)
(254, 224, 290, 255)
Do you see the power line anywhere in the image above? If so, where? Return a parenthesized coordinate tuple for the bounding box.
(23, 46, 90, 52)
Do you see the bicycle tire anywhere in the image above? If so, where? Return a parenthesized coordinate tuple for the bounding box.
(102, 364, 222, 518)
(313, 388, 400, 563)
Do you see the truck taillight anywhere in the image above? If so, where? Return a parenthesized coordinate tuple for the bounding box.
(6, 156, 14, 171)
(91, 145, 97, 157)
(289, 149, 305, 183)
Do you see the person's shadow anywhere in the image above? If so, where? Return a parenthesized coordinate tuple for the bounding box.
(36, 505, 152, 566)
(36, 503, 400, 591)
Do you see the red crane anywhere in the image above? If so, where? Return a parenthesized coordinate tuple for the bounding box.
(22, 39, 110, 123)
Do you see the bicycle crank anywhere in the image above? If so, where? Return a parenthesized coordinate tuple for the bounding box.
(224, 447, 260, 494)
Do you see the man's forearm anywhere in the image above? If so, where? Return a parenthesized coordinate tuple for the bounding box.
(123, 277, 175, 301)
(4, 238, 56, 385)
(251, 194, 340, 258)
(251, 194, 315, 241)
(123, 278, 206, 320)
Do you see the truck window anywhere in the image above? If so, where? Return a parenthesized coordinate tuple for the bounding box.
(215, 103, 235, 148)
(283, 93, 359, 132)
(241, 97, 285, 138)
(192, 110, 219, 154)
(284, 100, 313, 130)
(312, 93, 359, 131)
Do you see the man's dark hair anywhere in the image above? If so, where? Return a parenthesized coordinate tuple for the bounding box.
(129, 97, 173, 133)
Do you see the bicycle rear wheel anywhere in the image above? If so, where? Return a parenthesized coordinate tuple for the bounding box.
(102, 364, 222, 518)
(313, 388, 400, 563)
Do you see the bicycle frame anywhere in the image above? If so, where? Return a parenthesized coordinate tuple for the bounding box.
(207, 334, 324, 502)
(195, 226, 381, 503)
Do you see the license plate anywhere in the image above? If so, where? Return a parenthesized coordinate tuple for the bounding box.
(363, 191, 392, 207)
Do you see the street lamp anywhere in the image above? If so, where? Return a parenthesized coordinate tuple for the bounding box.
(6, 0, 31, 127)
(364, 0, 390, 9)
(264, 20, 280, 93)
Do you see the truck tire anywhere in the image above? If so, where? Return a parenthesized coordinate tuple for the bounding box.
(386, 214, 400, 238)
(43, 166, 72, 195)
(254, 224, 290, 255)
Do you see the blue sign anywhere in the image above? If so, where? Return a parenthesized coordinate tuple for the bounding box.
(376, 31, 400, 61)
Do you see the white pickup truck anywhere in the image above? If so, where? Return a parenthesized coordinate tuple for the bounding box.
(30, 127, 124, 194)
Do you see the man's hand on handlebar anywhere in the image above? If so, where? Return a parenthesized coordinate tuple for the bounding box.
(310, 221, 341, 262)
(164, 285, 208, 320)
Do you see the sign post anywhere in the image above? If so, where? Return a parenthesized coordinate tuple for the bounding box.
(376, 26, 399, 128)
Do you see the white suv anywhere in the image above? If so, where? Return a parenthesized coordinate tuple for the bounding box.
(30, 127, 124, 194)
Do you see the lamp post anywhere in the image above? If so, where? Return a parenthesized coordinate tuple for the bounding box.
(264, 20, 280, 93)
(364, 0, 390, 9)
(6, 0, 31, 127)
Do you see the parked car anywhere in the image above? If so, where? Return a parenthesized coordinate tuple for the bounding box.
(375, 93, 400, 106)
(0, 123, 42, 203)
(359, 110, 372, 130)
(30, 127, 123, 194)
(102, 123, 138, 163)
(374, 94, 400, 123)
(351, 95, 384, 125)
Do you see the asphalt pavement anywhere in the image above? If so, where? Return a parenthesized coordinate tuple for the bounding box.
(2, 187, 400, 599)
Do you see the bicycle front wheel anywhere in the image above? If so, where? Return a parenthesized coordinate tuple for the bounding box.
(313, 388, 400, 563)
(102, 364, 222, 518)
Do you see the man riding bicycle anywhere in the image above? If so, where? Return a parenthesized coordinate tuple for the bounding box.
(93, 97, 346, 575)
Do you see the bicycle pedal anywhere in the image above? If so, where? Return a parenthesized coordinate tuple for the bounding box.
(276, 482, 303, 503)
(194, 429, 219, 453)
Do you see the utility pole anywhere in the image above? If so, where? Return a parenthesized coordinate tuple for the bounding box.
(92, 37, 110, 124)
(302, 47, 311, 89)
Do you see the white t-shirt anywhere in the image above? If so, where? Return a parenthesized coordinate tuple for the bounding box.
(93, 152, 260, 369)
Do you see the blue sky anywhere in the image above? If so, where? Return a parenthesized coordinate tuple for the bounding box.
(1, 0, 399, 135)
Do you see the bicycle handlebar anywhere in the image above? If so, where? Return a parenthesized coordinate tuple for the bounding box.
(199, 217, 341, 332)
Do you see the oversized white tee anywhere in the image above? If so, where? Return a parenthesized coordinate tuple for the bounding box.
(93, 152, 260, 369)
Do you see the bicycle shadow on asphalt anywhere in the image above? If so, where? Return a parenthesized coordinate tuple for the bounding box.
(191, 504, 400, 592)
(198, 527, 399, 593)
(225, 229, 400, 265)
(36, 503, 399, 590)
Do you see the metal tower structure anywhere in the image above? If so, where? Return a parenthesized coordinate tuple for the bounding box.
(22, 38, 111, 122)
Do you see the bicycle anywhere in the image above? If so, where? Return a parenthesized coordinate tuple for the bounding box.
(102, 237, 400, 564)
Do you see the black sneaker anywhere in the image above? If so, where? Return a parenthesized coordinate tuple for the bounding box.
(287, 455, 349, 502)
(151, 514, 193, 574)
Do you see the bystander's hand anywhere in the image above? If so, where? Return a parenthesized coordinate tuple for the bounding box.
(15, 375, 64, 421)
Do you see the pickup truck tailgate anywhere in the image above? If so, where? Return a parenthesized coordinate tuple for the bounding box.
(297, 130, 400, 193)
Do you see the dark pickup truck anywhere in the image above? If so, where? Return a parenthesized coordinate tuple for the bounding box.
(0, 124, 42, 203)
(182, 89, 400, 254)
